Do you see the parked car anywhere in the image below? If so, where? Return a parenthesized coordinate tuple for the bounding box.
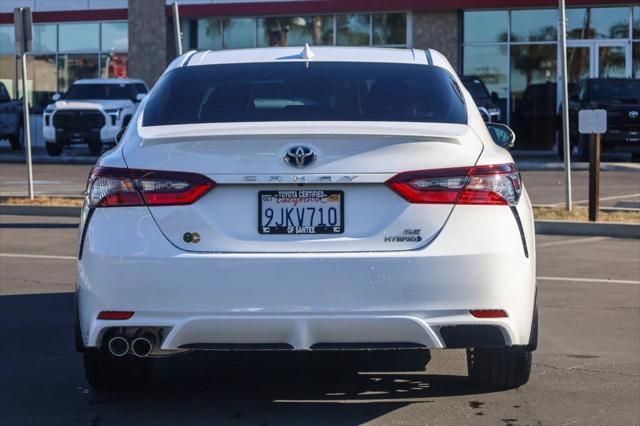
(42, 79, 148, 156)
(76, 46, 536, 391)
(559, 78, 640, 161)
(510, 82, 559, 151)
(0, 81, 24, 151)
(460, 76, 502, 122)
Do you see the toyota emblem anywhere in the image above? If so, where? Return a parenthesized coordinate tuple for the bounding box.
(629, 110, 639, 119)
(284, 145, 316, 168)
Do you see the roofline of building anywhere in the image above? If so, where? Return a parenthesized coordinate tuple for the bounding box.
(0, 0, 626, 25)
(0, 8, 126, 24)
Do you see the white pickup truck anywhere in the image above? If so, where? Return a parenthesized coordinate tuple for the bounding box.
(43, 79, 148, 156)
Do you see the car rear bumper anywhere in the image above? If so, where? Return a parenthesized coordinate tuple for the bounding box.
(602, 130, 640, 152)
(77, 195, 536, 351)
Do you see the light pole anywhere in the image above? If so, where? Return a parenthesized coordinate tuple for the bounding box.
(172, 2, 183, 56)
(558, 0, 572, 211)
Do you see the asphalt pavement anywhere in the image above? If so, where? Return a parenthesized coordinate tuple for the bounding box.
(0, 214, 638, 425)
(2, 162, 639, 209)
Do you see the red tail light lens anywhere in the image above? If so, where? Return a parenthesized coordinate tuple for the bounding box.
(97, 311, 135, 320)
(88, 167, 215, 207)
(386, 163, 521, 206)
(470, 309, 508, 318)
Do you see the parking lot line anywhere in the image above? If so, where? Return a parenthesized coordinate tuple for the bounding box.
(538, 276, 640, 285)
(0, 253, 75, 261)
(536, 236, 608, 248)
(548, 192, 640, 207)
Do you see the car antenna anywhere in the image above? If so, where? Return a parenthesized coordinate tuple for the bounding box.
(300, 43, 314, 68)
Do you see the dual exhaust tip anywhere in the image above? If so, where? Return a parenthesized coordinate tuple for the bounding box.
(108, 335, 154, 358)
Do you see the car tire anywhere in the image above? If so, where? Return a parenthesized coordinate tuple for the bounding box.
(466, 347, 532, 389)
(8, 124, 24, 151)
(88, 139, 102, 155)
(83, 348, 153, 390)
(46, 141, 63, 156)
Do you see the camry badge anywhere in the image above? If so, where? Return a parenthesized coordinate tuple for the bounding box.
(629, 111, 639, 119)
(284, 145, 316, 168)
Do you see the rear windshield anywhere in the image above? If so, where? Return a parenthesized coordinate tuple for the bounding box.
(142, 62, 467, 126)
(64, 83, 137, 100)
(587, 80, 640, 103)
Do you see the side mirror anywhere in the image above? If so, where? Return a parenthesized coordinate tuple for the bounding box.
(486, 123, 516, 149)
(135, 93, 146, 102)
(52, 93, 61, 101)
(115, 128, 126, 144)
(490, 91, 500, 103)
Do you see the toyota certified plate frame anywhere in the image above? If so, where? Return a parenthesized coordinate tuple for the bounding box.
(258, 190, 344, 235)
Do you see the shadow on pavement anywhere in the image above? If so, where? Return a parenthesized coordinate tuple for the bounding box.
(0, 292, 490, 425)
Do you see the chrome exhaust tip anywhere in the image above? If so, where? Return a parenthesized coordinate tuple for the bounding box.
(131, 336, 153, 358)
(107, 336, 129, 357)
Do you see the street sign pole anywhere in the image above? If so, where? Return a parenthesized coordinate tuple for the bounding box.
(20, 52, 34, 199)
(172, 2, 183, 56)
(588, 134, 601, 222)
(14, 7, 34, 199)
(579, 109, 606, 223)
(558, 0, 572, 211)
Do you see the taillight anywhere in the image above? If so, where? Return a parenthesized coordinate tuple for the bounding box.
(97, 311, 134, 320)
(386, 163, 521, 206)
(470, 309, 508, 318)
(88, 167, 215, 207)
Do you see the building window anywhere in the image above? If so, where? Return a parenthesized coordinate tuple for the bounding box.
(463, 11, 508, 43)
(566, 7, 629, 39)
(0, 25, 15, 54)
(101, 53, 128, 79)
(222, 18, 254, 49)
(372, 13, 406, 46)
(257, 16, 333, 47)
(33, 24, 57, 52)
(101, 22, 128, 52)
(510, 44, 557, 151)
(26, 55, 57, 112)
(463, 7, 635, 151)
(59, 22, 100, 52)
(463, 45, 508, 102)
(510, 9, 557, 42)
(0, 54, 15, 96)
(58, 54, 100, 92)
(193, 13, 408, 50)
(0, 20, 128, 111)
(197, 18, 222, 50)
(336, 14, 370, 46)
(633, 43, 639, 78)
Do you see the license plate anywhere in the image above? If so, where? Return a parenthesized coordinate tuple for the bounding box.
(258, 190, 344, 235)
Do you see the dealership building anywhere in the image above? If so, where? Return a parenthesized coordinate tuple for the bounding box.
(0, 0, 638, 149)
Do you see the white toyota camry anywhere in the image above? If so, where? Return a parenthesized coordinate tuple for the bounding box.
(76, 46, 537, 390)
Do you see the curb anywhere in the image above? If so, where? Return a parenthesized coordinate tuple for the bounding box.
(0, 204, 81, 217)
(535, 220, 640, 239)
(0, 156, 97, 165)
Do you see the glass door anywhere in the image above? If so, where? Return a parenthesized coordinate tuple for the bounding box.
(566, 40, 631, 81)
(566, 44, 591, 85)
(595, 41, 629, 78)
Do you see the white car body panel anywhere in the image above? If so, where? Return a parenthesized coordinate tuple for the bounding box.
(77, 47, 536, 356)
(124, 122, 483, 252)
